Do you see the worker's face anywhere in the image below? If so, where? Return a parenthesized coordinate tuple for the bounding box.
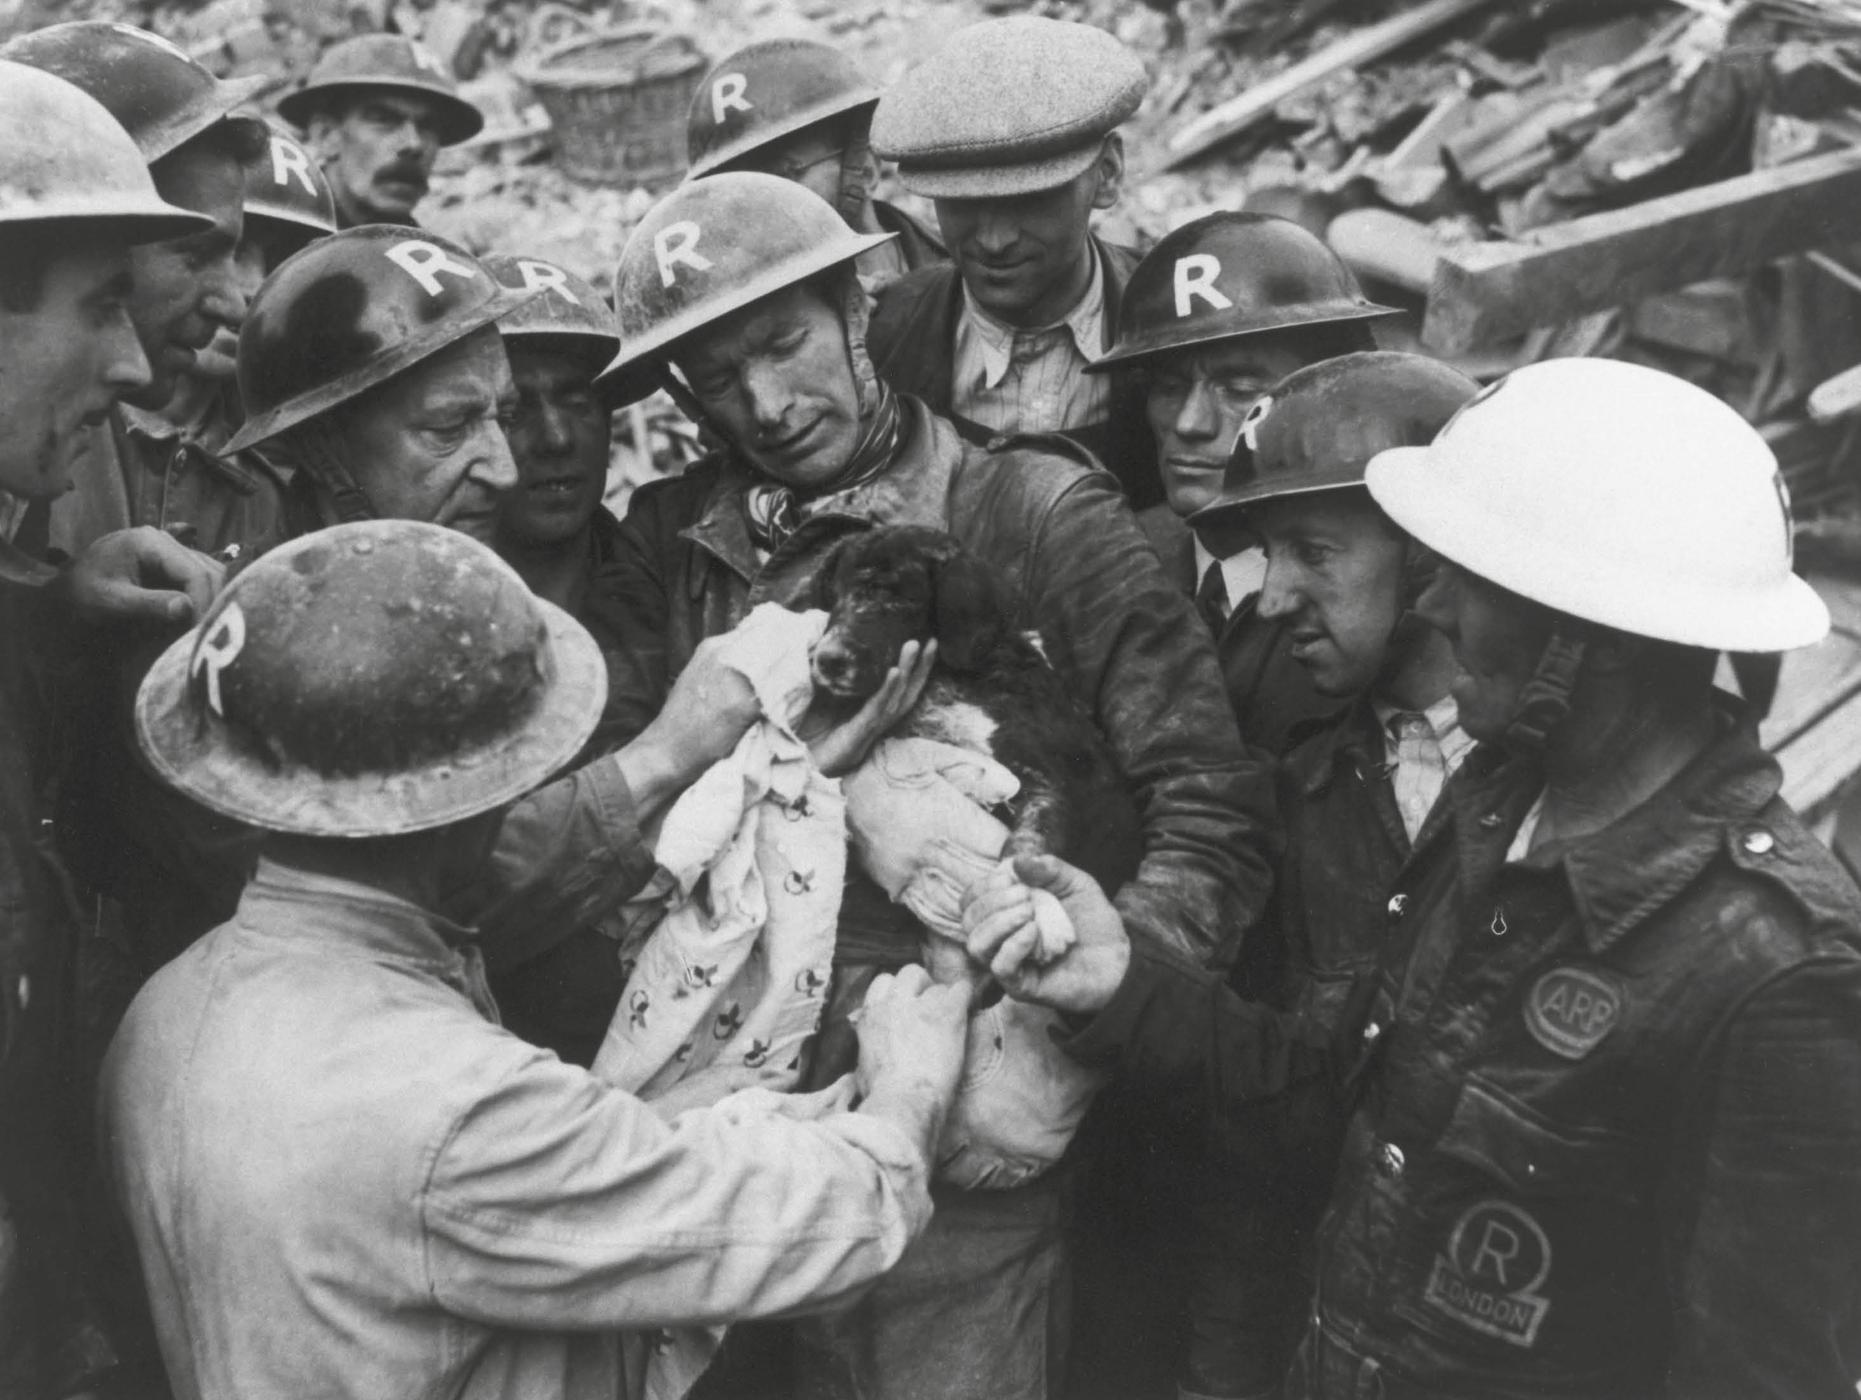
(128, 143, 246, 409)
(1145, 333, 1310, 519)
(190, 236, 267, 385)
(311, 92, 444, 223)
(495, 343, 612, 549)
(674, 281, 862, 492)
(333, 326, 518, 545)
(0, 237, 148, 500)
(749, 120, 853, 209)
(1253, 490, 1409, 697)
(1414, 558, 1558, 742)
(932, 138, 1121, 329)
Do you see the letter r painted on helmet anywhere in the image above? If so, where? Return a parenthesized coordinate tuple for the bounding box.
(1174, 254, 1234, 318)
(270, 135, 317, 197)
(516, 259, 576, 303)
(191, 602, 246, 717)
(654, 221, 714, 288)
(712, 72, 752, 123)
(385, 240, 480, 297)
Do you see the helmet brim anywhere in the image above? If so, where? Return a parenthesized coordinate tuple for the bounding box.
(276, 80, 485, 145)
(1189, 477, 1366, 530)
(145, 77, 270, 163)
(595, 230, 895, 407)
(687, 91, 881, 181)
(135, 591, 608, 837)
(1086, 300, 1402, 375)
(225, 282, 541, 455)
(1367, 445, 1833, 653)
(0, 204, 215, 244)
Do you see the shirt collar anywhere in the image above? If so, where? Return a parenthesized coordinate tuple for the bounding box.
(959, 244, 1106, 390)
(1371, 692, 1474, 775)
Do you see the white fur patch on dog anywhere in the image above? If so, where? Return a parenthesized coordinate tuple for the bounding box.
(911, 699, 1000, 756)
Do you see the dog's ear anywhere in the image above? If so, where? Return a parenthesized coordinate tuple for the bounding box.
(931, 551, 1006, 672)
(811, 537, 852, 613)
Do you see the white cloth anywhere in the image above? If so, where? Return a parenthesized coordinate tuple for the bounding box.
(1191, 538, 1267, 618)
(952, 247, 1111, 437)
(1372, 694, 1473, 843)
(594, 602, 845, 1400)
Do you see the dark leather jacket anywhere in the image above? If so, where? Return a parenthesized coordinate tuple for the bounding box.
(865, 237, 1163, 510)
(1064, 711, 1861, 1399)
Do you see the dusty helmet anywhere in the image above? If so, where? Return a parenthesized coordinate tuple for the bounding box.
(276, 34, 484, 146)
(136, 519, 606, 836)
(1366, 358, 1829, 653)
(226, 226, 533, 453)
(1, 21, 267, 163)
(244, 125, 338, 249)
(1091, 212, 1398, 374)
(484, 253, 619, 364)
(1192, 352, 1478, 526)
(686, 38, 881, 181)
(0, 60, 211, 240)
(596, 171, 892, 406)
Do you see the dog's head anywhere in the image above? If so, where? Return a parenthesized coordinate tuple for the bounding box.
(810, 526, 1009, 702)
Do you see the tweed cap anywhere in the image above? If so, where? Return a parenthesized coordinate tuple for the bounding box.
(871, 17, 1146, 199)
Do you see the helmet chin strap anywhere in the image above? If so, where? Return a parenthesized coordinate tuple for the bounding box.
(1504, 626, 1588, 757)
(287, 416, 379, 525)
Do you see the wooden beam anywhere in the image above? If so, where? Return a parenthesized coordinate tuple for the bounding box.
(1422, 147, 1861, 352)
(1163, 0, 1502, 170)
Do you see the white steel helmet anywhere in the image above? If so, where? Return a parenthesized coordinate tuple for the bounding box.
(1366, 358, 1828, 654)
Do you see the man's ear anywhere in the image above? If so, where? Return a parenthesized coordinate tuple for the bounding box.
(1091, 133, 1125, 212)
(306, 112, 342, 166)
(932, 551, 1005, 672)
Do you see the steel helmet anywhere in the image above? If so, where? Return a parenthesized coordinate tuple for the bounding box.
(0, 60, 211, 240)
(226, 226, 534, 454)
(136, 520, 606, 837)
(1091, 212, 1398, 375)
(244, 125, 338, 248)
(686, 38, 881, 181)
(484, 253, 619, 364)
(1, 22, 267, 163)
(1366, 358, 1829, 653)
(276, 34, 484, 146)
(1192, 352, 1478, 526)
(597, 171, 892, 406)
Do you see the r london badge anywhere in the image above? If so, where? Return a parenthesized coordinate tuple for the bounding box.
(1424, 1199, 1553, 1347)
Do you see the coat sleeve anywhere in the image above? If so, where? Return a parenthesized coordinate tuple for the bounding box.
(1663, 955, 1861, 1399)
(1022, 470, 1280, 966)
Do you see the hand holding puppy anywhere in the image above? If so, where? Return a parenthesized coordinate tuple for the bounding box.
(961, 854, 1131, 1017)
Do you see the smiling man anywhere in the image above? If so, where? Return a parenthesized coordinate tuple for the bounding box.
(1093, 211, 1398, 755)
(279, 34, 483, 229)
(867, 16, 1164, 506)
(593, 170, 1273, 1400)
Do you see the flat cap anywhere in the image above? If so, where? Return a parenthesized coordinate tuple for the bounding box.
(872, 17, 1146, 199)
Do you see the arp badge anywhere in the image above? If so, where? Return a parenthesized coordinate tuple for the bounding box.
(1424, 1200, 1552, 1347)
(1524, 966, 1622, 1060)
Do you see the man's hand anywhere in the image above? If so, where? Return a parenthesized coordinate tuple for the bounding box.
(801, 640, 937, 778)
(962, 854, 1131, 1017)
(624, 634, 762, 784)
(852, 964, 969, 1158)
(59, 526, 223, 626)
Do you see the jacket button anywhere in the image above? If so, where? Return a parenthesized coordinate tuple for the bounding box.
(1387, 893, 1409, 919)
(1361, 1020, 1383, 1046)
(1479, 812, 1504, 829)
(1376, 1142, 1405, 1178)
(1742, 828, 1775, 856)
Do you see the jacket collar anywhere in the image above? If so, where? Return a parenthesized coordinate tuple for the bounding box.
(1294, 695, 1391, 798)
(1455, 701, 1783, 954)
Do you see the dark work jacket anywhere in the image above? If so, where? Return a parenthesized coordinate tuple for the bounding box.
(1065, 711, 1861, 1400)
(866, 236, 1163, 510)
(1137, 504, 1340, 758)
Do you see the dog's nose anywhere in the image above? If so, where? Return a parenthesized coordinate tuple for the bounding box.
(812, 641, 856, 689)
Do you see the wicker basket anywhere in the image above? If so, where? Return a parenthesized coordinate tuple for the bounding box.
(519, 28, 706, 190)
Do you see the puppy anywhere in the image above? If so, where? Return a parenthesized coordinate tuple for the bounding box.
(810, 525, 1143, 896)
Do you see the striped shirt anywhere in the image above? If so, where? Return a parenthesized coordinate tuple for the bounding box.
(951, 249, 1111, 437)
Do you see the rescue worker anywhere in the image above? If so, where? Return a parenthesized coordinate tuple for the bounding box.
(594, 171, 1273, 1400)
(224, 223, 927, 1033)
(104, 518, 971, 1400)
(686, 38, 945, 292)
(479, 251, 636, 1065)
(2, 20, 275, 562)
(0, 59, 225, 1397)
(965, 358, 1861, 1400)
(866, 16, 1164, 506)
(277, 33, 484, 228)
(1169, 353, 1479, 1400)
(1093, 212, 1399, 754)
